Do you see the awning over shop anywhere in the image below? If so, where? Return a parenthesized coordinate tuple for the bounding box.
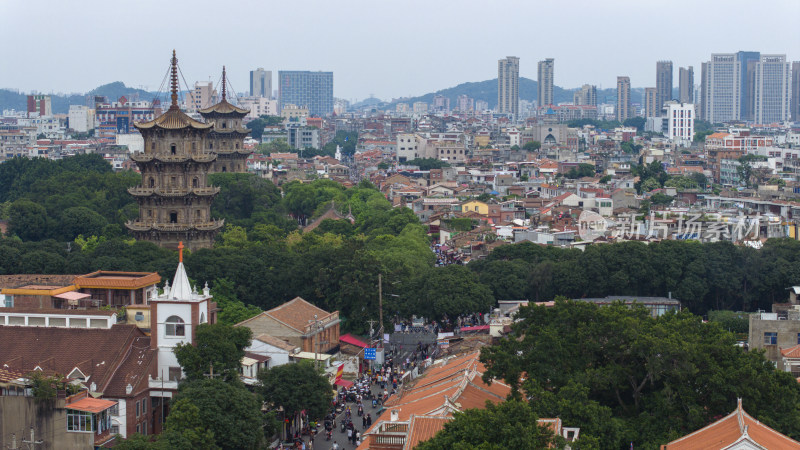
(334, 379, 354, 388)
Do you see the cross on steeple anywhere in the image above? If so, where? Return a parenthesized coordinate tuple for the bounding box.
(170, 50, 179, 109)
(178, 241, 184, 263)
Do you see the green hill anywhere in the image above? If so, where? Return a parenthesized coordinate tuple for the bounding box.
(386, 77, 644, 110)
(0, 82, 162, 114)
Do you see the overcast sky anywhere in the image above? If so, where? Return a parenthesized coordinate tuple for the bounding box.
(2, 0, 798, 102)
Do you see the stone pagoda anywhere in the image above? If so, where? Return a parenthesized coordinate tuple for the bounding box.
(126, 51, 224, 251)
(198, 66, 252, 173)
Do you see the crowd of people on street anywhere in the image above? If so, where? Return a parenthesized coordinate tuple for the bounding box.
(432, 243, 464, 266)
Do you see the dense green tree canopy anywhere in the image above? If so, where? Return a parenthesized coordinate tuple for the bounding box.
(417, 400, 556, 450)
(257, 360, 331, 422)
(480, 300, 800, 448)
(174, 323, 253, 382)
(169, 378, 264, 450)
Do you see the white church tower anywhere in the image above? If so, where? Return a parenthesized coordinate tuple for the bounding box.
(149, 242, 215, 380)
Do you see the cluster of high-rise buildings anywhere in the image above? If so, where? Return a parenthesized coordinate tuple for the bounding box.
(493, 52, 798, 128)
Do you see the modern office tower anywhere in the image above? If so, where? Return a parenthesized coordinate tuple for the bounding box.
(573, 84, 597, 106)
(278, 71, 334, 116)
(792, 61, 800, 122)
(616, 76, 631, 121)
(753, 54, 791, 123)
(249, 68, 271, 98)
(656, 61, 673, 109)
(702, 54, 741, 123)
(497, 56, 520, 117)
(538, 58, 555, 107)
(644, 88, 658, 118)
(737, 51, 761, 120)
(679, 66, 694, 104)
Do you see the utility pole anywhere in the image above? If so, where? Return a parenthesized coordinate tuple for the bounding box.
(378, 273, 383, 346)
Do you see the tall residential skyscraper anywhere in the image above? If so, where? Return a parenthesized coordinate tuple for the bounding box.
(656, 61, 673, 108)
(250, 68, 271, 98)
(278, 71, 334, 116)
(698, 62, 708, 121)
(737, 51, 761, 120)
(616, 76, 631, 122)
(753, 54, 791, 123)
(497, 56, 520, 117)
(538, 58, 555, 107)
(792, 61, 800, 122)
(573, 84, 597, 106)
(643, 88, 658, 118)
(679, 66, 694, 104)
(702, 54, 740, 123)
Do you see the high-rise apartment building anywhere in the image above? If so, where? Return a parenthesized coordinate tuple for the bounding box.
(702, 54, 740, 123)
(27, 95, 52, 117)
(792, 61, 800, 122)
(643, 88, 658, 118)
(456, 95, 474, 112)
(573, 84, 597, 107)
(538, 58, 554, 108)
(753, 54, 791, 123)
(656, 61, 673, 109)
(699, 62, 708, 121)
(616, 76, 631, 122)
(666, 102, 695, 144)
(185, 81, 218, 112)
(497, 56, 520, 117)
(250, 68, 271, 98)
(278, 71, 334, 116)
(679, 66, 694, 104)
(737, 51, 761, 120)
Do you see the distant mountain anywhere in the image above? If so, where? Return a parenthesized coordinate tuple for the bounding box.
(0, 82, 161, 114)
(385, 78, 646, 110)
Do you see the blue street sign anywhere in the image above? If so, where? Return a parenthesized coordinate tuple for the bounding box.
(364, 348, 376, 360)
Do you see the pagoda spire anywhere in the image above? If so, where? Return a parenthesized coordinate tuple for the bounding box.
(170, 50, 179, 109)
(221, 66, 227, 101)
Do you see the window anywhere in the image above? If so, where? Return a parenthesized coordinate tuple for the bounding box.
(109, 403, 119, 416)
(142, 422, 147, 435)
(149, 177, 155, 188)
(142, 398, 147, 413)
(169, 212, 178, 223)
(796, 333, 800, 345)
(200, 312, 206, 323)
(165, 316, 185, 337)
(2, 295, 12, 308)
(168, 366, 182, 381)
(170, 144, 176, 155)
(765, 332, 778, 345)
(150, 142, 155, 151)
(67, 410, 93, 432)
(111, 425, 120, 435)
(136, 400, 140, 418)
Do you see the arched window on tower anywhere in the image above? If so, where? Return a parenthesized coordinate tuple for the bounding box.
(169, 211, 178, 223)
(222, 121, 227, 129)
(192, 177, 198, 188)
(170, 144, 177, 155)
(149, 177, 155, 188)
(165, 316, 185, 336)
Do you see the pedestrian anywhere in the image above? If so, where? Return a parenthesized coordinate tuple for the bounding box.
(331, 441, 339, 450)
(366, 414, 372, 426)
(347, 427, 352, 441)
(362, 415, 367, 428)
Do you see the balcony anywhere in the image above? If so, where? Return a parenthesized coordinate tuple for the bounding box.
(127, 186, 221, 197)
(125, 219, 225, 232)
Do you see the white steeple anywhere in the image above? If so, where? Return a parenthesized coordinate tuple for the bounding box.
(169, 242, 192, 300)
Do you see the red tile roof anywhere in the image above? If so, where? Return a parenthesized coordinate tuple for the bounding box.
(782, 345, 800, 358)
(661, 399, 800, 449)
(262, 297, 334, 332)
(0, 325, 150, 397)
(66, 397, 117, 413)
(403, 415, 453, 449)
